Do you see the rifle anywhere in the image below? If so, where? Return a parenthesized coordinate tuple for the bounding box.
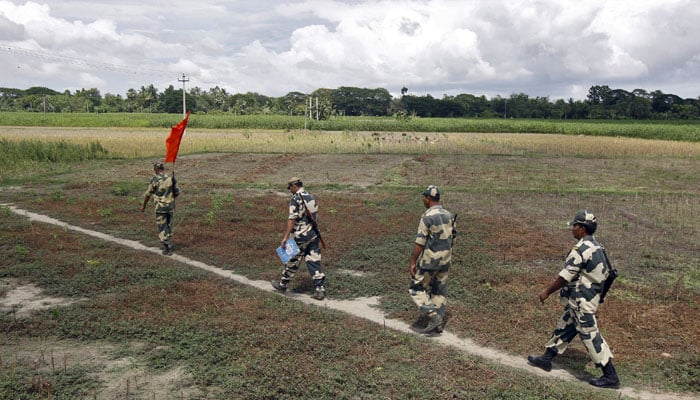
(451, 213, 458, 241)
(599, 248, 618, 303)
(299, 195, 326, 249)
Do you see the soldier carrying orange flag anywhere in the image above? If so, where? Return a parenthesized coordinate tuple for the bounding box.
(139, 112, 189, 255)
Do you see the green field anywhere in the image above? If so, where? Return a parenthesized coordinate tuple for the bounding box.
(0, 119, 698, 399)
(2, 111, 700, 141)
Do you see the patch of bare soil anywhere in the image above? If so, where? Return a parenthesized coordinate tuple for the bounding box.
(0, 279, 86, 318)
(0, 337, 206, 399)
(0, 279, 210, 399)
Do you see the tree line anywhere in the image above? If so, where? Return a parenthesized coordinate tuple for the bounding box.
(1, 84, 698, 120)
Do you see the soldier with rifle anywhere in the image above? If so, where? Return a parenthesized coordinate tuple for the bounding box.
(527, 210, 620, 389)
(271, 177, 327, 300)
(409, 185, 456, 334)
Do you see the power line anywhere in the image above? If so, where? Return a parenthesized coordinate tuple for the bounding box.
(1, 45, 170, 76)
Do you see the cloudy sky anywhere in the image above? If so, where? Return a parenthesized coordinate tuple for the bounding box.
(1, 0, 699, 101)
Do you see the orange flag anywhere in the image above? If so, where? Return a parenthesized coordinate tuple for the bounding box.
(165, 111, 191, 162)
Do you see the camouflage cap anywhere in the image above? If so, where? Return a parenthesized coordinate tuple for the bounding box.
(153, 162, 165, 170)
(569, 210, 597, 227)
(287, 177, 302, 188)
(422, 185, 440, 200)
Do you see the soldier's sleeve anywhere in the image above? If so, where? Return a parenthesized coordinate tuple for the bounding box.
(559, 246, 583, 282)
(288, 195, 301, 220)
(415, 216, 429, 246)
(143, 178, 156, 198)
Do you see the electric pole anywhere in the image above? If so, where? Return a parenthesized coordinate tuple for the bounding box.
(178, 73, 189, 117)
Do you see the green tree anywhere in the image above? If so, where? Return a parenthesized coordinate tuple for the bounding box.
(627, 96, 651, 119)
(587, 85, 613, 105)
(25, 86, 59, 96)
(159, 85, 194, 114)
(124, 88, 139, 112)
(277, 91, 308, 115)
(208, 86, 229, 113)
(74, 88, 102, 112)
(587, 85, 613, 118)
(532, 96, 552, 118)
(651, 90, 683, 116)
(332, 87, 391, 116)
(400, 94, 434, 117)
(138, 84, 159, 112)
(102, 93, 124, 112)
(454, 94, 488, 117)
(309, 89, 335, 120)
(672, 103, 700, 119)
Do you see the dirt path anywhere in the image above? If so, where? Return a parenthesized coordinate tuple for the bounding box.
(4, 204, 697, 400)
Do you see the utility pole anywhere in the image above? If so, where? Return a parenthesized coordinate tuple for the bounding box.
(178, 74, 189, 118)
(308, 96, 313, 120)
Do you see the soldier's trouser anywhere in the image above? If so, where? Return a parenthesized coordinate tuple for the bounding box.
(409, 268, 448, 318)
(280, 237, 325, 289)
(155, 211, 173, 246)
(545, 304, 613, 366)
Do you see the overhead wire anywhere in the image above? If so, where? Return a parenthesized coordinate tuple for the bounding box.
(1, 45, 171, 76)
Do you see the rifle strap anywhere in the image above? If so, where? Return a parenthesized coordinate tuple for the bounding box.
(601, 247, 615, 273)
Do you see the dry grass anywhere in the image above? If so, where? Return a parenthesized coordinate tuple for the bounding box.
(2, 127, 699, 159)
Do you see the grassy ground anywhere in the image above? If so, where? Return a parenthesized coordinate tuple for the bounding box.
(0, 129, 698, 399)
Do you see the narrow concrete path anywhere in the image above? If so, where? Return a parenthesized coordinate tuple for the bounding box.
(5, 204, 697, 400)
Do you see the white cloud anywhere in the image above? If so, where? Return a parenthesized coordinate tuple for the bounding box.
(0, 0, 698, 99)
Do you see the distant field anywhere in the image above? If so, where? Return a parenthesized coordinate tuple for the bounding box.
(1, 126, 698, 164)
(1, 111, 699, 141)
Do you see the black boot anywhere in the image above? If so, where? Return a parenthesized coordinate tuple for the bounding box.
(527, 348, 557, 372)
(420, 313, 443, 334)
(162, 244, 173, 255)
(409, 314, 429, 330)
(589, 361, 620, 389)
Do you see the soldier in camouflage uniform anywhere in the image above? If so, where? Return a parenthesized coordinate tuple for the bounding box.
(140, 162, 180, 255)
(528, 211, 620, 389)
(271, 177, 326, 300)
(409, 185, 456, 334)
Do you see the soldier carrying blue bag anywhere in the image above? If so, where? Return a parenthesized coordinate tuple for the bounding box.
(271, 177, 327, 300)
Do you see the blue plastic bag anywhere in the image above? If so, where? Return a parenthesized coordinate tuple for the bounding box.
(276, 238, 300, 264)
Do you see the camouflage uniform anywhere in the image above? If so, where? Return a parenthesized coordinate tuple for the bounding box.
(409, 185, 455, 330)
(528, 211, 619, 388)
(143, 164, 178, 250)
(278, 184, 326, 293)
(545, 234, 614, 366)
